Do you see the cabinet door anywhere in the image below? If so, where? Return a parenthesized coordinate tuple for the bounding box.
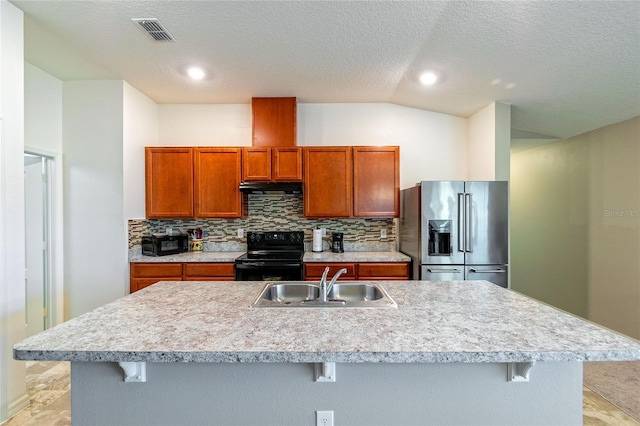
(353, 146, 399, 217)
(194, 148, 244, 218)
(303, 147, 352, 217)
(242, 148, 272, 181)
(252, 97, 297, 147)
(273, 147, 303, 181)
(304, 263, 357, 281)
(357, 262, 409, 280)
(145, 147, 194, 218)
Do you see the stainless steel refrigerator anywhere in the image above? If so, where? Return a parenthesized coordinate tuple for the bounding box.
(399, 181, 509, 287)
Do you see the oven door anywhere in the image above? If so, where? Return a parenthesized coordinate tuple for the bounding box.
(234, 262, 303, 281)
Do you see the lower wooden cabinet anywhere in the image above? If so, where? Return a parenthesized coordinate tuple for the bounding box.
(130, 260, 408, 293)
(130, 262, 235, 293)
(304, 262, 409, 281)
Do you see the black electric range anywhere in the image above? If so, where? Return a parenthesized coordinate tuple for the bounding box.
(234, 231, 305, 281)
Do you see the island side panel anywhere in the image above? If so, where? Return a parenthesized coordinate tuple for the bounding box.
(71, 361, 582, 425)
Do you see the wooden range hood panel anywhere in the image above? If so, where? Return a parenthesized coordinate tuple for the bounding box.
(251, 97, 297, 147)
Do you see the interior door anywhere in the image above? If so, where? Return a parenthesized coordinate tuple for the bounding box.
(24, 157, 46, 337)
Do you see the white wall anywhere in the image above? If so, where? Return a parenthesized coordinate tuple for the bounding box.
(24, 62, 64, 327)
(158, 104, 251, 147)
(63, 81, 126, 318)
(0, 1, 27, 421)
(152, 102, 468, 220)
(297, 104, 468, 189)
(24, 63, 62, 153)
(466, 102, 511, 181)
(123, 82, 158, 223)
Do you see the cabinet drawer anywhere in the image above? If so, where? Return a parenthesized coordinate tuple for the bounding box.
(130, 263, 183, 278)
(357, 262, 409, 280)
(183, 263, 235, 280)
(304, 263, 356, 280)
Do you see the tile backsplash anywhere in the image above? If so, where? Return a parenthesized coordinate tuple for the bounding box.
(128, 194, 396, 251)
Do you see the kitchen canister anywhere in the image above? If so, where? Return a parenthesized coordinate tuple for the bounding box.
(191, 238, 203, 252)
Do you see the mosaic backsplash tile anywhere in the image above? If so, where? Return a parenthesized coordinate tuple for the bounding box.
(128, 194, 396, 251)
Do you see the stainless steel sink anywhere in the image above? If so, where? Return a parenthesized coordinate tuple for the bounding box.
(327, 283, 384, 302)
(259, 283, 320, 303)
(251, 282, 397, 308)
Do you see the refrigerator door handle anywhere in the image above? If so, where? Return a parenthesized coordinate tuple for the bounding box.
(465, 193, 472, 252)
(469, 268, 507, 273)
(457, 193, 465, 252)
(427, 268, 463, 273)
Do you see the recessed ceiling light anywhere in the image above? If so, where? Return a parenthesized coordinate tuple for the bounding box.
(187, 67, 206, 80)
(419, 72, 438, 86)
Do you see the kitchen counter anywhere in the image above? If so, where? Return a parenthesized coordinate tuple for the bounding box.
(14, 280, 639, 363)
(13, 280, 640, 425)
(128, 251, 244, 263)
(129, 251, 409, 263)
(303, 250, 410, 262)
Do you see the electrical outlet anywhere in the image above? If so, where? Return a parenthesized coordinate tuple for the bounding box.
(316, 411, 334, 426)
(320, 228, 327, 237)
(380, 229, 387, 239)
(237, 229, 244, 238)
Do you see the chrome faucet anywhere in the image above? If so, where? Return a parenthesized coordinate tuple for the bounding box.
(319, 267, 348, 302)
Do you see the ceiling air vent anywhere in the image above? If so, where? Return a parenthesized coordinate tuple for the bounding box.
(132, 18, 175, 42)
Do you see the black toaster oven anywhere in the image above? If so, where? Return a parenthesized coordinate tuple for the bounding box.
(141, 234, 188, 256)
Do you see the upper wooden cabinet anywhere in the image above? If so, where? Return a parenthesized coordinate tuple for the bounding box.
(353, 146, 400, 217)
(273, 147, 303, 181)
(303, 146, 399, 218)
(145, 147, 244, 218)
(252, 97, 296, 147)
(242, 147, 272, 181)
(145, 147, 194, 218)
(304, 147, 353, 217)
(242, 147, 302, 182)
(195, 148, 244, 218)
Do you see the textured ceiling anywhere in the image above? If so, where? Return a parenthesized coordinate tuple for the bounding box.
(11, 0, 640, 140)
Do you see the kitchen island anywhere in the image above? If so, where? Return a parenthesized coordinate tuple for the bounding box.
(14, 280, 640, 425)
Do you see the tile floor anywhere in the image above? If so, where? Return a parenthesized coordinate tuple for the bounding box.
(1, 361, 638, 425)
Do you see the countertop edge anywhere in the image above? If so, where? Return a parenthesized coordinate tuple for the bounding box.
(14, 349, 640, 364)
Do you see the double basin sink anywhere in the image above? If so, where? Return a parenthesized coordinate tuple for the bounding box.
(251, 281, 397, 308)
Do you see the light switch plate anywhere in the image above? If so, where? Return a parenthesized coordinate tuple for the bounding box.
(237, 229, 244, 238)
(380, 229, 387, 239)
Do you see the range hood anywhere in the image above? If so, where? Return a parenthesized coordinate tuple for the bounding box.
(239, 181, 302, 194)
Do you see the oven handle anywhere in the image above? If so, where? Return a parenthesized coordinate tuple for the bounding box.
(235, 262, 302, 269)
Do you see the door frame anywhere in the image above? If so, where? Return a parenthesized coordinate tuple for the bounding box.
(24, 148, 63, 327)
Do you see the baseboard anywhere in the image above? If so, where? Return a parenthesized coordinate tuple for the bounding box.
(7, 393, 30, 419)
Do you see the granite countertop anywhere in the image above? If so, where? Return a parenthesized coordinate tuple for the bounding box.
(303, 251, 410, 262)
(129, 251, 245, 263)
(129, 250, 410, 263)
(14, 280, 640, 364)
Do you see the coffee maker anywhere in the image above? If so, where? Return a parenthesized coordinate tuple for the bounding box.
(331, 233, 344, 253)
